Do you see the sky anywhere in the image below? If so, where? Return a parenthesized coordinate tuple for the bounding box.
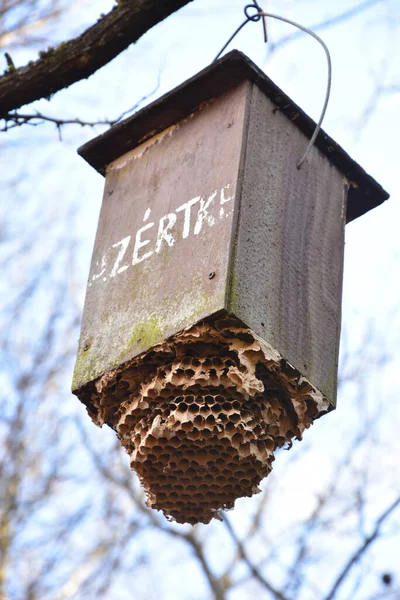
(2, 0, 400, 598)
(6, 0, 399, 319)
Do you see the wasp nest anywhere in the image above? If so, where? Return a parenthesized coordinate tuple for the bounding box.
(78, 317, 330, 525)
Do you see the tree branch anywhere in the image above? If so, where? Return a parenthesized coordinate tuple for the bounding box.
(324, 495, 400, 600)
(185, 532, 227, 600)
(2, 76, 160, 137)
(267, 0, 385, 55)
(223, 516, 290, 600)
(0, 0, 193, 116)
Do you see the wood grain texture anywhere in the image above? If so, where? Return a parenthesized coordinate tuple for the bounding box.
(229, 83, 347, 405)
(79, 51, 388, 223)
(73, 83, 249, 391)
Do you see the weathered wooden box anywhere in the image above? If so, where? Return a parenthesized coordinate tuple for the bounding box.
(72, 51, 388, 524)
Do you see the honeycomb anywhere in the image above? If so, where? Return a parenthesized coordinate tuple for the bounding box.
(77, 317, 330, 524)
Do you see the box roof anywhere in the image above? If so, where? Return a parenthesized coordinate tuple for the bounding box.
(78, 50, 389, 223)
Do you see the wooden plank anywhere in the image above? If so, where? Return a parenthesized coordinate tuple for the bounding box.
(78, 51, 388, 223)
(229, 83, 347, 405)
(73, 82, 249, 391)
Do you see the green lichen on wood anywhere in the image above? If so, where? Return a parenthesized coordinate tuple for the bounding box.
(72, 284, 225, 393)
(72, 313, 166, 392)
(39, 47, 56, 60)
(116, 315, 164, 363)
(72, 343, 99, 393)
(226, 264, 238, 313)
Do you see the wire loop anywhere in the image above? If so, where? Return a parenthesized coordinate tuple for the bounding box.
(244, 4, 262, 21)
(213, 3, 332, 169)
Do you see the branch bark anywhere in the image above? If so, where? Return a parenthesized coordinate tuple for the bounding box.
(0, 0, 193, 116)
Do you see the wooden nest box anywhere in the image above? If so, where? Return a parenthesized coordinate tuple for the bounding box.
(73, 51, 389, 525)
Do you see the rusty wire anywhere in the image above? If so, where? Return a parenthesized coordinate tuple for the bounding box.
(213, 2, 332, 169)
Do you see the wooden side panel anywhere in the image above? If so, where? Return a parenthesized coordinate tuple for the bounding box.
(229, 83, 347, 404)
(73, 82, 250, 391)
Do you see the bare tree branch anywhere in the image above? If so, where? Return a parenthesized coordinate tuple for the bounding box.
(1, 1, 399, 598)
(1, 76, 160, 136)
(223, 515, 290, 600)
(74, 417, 227, 599)
(185, 532, 227, 600)
(0, 0, 192, 116)
(324, 495, 400, 600)
(0, 0, 64, 48)
(266, 0, 386, 54)
(356, 82, 400, 135)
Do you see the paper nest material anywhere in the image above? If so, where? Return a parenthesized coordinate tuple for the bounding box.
(78, 316, 330, 525)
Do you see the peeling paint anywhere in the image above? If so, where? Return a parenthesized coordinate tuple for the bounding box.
(107, 122, 181, 171)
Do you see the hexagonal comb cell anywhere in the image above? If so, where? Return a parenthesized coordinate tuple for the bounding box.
(78, 317, 330, 524)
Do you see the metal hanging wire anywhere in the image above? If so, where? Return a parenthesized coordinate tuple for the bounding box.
(213, 2, 332, 169)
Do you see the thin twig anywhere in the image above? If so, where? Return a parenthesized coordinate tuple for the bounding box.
(186, 532, 227, 600)
(267, 0, 386, 55)
(1, 76, 161, 135)
(324, 495, 400, 600)
(224, 515, 290, 600)
(0, 0, 191, 115)
(74, 417, 228, 599)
